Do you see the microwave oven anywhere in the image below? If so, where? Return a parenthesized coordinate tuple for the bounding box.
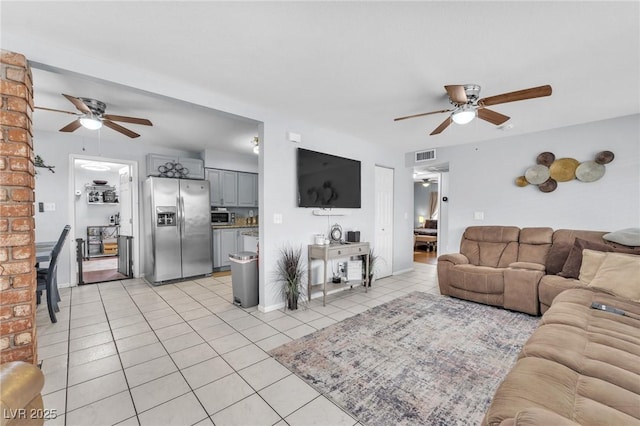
(211, 211, 235, 225)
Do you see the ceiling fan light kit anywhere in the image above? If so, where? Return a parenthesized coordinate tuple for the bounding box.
(79, 115, 102, 130)
(394, 84, 552, 135)
(451, 105, 476, 125)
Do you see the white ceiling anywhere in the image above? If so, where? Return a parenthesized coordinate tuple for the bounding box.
(2, 2, 638, 155)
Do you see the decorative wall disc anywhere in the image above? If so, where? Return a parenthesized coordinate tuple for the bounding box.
(538, 178, 558, 193)
(575, 161, 605, 182)
(536, 152, 555, 167)
(595, 150, 615, 165)
(524, 165, 550, 185)
(549, 158, 579, 182)
(515, 176, 529, 187)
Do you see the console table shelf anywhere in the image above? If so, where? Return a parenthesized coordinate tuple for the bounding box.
(307, 242, 370, 306)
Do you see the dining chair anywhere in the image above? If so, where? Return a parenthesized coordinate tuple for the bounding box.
(36, 225, 71, 323)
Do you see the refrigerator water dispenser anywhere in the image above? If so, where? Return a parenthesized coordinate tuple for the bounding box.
(156, 207, 177, 226)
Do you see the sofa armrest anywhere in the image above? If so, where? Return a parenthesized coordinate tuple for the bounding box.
(0, 361, 45, 426)
(508, 262, 545, 272)
(437, 253, 469, 296)
(438, 253, 469, 265)
(498, 407, 581, 426)
(504, 264, 545, 315)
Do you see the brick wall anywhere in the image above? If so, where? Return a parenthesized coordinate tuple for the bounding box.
(0, 50, 37, 364)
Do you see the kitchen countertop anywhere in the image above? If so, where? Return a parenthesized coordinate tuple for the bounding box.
(211, 224, 258, 230)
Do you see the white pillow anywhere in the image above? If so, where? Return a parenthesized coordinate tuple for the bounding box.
(583, 251, 640, 301)
(603, 228, 640, 247)
(578, 249, 607, 284)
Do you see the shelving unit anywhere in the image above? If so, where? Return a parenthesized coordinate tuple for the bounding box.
(85, 184, 119, 205)
(86, 225, 119, 259)
(308, 242, 370, 306)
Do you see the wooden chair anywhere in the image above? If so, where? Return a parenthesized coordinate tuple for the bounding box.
(36, 225, 71, 323)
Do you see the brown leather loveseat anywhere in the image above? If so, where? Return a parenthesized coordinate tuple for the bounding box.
(437, 226, 553, 315)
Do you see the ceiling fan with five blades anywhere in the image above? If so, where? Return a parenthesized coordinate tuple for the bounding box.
(35, 94, 153, 138)
(394, 84, 552, 135)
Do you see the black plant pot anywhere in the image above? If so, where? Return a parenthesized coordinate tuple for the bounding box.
(287, 292, 298, 310)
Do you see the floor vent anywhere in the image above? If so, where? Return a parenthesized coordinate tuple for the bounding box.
(415, 149, 436, 162)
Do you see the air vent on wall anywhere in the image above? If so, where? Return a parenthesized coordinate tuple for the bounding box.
(415, 149, 436, 162)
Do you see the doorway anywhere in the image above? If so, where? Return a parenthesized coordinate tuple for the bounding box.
(70, 155, 138, 285)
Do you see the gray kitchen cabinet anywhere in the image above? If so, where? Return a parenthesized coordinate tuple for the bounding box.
(179, 158, 205, 179)
(146, 154, 204, 179)
(206, 168, 238, 207)
(213, 228, 238, 270)
(237, 172, 258, 207)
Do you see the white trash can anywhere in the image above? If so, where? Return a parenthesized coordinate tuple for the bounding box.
(229, 251, 258, 308)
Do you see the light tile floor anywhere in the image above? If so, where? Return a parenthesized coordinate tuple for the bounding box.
(36, 263, 439, 426)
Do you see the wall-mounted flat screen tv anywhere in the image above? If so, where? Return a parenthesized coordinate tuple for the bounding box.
(297, 148, 361, 208)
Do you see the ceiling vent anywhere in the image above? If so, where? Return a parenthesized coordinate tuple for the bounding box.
(415, 149, 436, 162)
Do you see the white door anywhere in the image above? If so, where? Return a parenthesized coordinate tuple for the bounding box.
(118, 166, 133, 236)
(375, 166, 394, 278)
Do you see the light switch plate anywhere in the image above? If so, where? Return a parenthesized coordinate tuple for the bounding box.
(44, 202, 56, 212)
(474, 211, 484, 220)
(273, 213, 283, 224)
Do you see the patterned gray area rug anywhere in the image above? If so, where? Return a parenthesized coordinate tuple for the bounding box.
(270, 291, 540, 426)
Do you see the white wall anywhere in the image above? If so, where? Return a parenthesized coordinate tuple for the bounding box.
(407, 114, 640, 254)
(203, 149, 258, 173)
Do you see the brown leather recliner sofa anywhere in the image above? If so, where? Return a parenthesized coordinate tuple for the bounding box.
(437, 226, 640, 315)
(483, 287, 640, 425)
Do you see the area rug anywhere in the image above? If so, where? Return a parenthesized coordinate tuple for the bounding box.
(270, 291, 540, 426)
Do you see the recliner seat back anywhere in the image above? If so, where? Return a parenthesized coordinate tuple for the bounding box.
(460, 226, 520, 268)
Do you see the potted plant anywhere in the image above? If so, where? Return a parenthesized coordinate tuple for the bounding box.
(363, 249, 378, 287)
(276, 245, 305, 310)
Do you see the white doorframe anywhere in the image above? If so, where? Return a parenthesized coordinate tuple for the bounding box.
(374, 165, 394, 278)
(68, 154, 140, 286)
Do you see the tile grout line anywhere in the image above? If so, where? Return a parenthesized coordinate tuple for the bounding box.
(96, 280, 141, 426)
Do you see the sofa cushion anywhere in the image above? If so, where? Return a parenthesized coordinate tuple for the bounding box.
(518, 227, 553, 265)
(545, 230, 609, 275)
(578, 249, 607, 283)
(460, 226, 520, 267)
(603, 227, 640, 246)
(583, 251, 640, 301)
(558, 237, 640, 279)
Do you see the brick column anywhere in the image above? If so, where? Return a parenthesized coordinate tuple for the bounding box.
(0, 50, 37, 364)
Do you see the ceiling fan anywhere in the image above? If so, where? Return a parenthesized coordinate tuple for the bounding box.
(394, 84, 552, 135)
(35, 94, 153, 138)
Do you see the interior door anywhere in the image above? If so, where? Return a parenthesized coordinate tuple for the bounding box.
(118, 166, 133, 236)
(375, 166, 394, 278)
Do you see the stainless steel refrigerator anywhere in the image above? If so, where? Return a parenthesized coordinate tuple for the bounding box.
(143, 177, 212, 284)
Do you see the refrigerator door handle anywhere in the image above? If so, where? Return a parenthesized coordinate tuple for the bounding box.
(177, 196, 182, 234)
(180, 196, 186, 232)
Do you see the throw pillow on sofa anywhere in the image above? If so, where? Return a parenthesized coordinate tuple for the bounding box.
(578, 249, 607, 284)
(579, 250, 640, 301)
(558, 237, 640, 279)
(603, 227, 640, 246)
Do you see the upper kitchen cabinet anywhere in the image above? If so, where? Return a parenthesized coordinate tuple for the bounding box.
(237, 172, 258, 207)
(206, 168, 238, 207)
(146, 154, 205, 180)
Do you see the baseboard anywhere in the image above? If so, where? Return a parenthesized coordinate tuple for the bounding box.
(393, 267, 414, 275)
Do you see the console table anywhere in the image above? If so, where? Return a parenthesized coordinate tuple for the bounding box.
(308, 242, 370, 306)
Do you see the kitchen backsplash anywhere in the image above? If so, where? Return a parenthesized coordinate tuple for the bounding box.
(234, 216, 259, 226)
